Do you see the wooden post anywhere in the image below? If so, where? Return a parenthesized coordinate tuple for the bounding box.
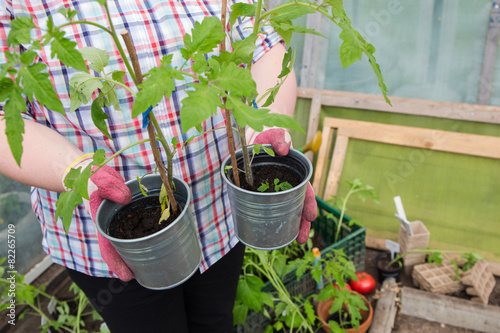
(478, 2, 500, 105)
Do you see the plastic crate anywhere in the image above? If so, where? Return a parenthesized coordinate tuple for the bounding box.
(235, 197, 366, 333)
(313, 196, 366, 271)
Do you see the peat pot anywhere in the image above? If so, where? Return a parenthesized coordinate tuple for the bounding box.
(96, 175, 201, 290)
(221, 145, 313, 250)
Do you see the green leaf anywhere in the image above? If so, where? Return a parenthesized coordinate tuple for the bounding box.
(132, 66, 176, 118)
(69, 72, 103, 112)
(257, 182, 269, 192)
(192, 53, 208, 74)
(1, 79, 26, 166)
(20, 63, 65, 114)
(159, 204, 171, 223)
(261, 48, 296, 107)
(111, 70, 126, 84)
(227, 96, 304, 133)
(19, 50, 38, 66)
(1, 51, 19, 79)
(91, 99, 112, 139)
(100, 81, 121, 111)
(326, 0, 347, 17)
(273, 21, 325, 46)
(92, 149, 106, 165)
(137, 177, 149, 197)
(56, 189, 83, 231)
(213, 34, 258, 65)
(7, 16, 36, 45)
(214, 62, 257, 99)
(269, 6, 315, 23)
(161, 54, 174, 66)
(262, 146, 275, 156)
(58, 7, 78, 21)
(50, 31, 87, 71)
(57, 155, 100, 231)
(236, 276, 265, 312)
(276, 181, 292, 192)
(69, 149, 105, 194)
(79, 47, 109, 73)
(180, 81, 221, 131)
(229, 3, 257, 29)
(159, 183, 168, 211)
(180, 17, 225, 59)
(278, 47, 295, 79)
(339, 29, 363, 69)
(232, 303, 248, 325)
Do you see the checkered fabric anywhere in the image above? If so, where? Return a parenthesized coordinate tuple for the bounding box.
(0, 0, 281, 277)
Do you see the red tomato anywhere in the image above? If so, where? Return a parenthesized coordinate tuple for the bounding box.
(349, 272, 376, 294)
(333, 282, 352, 291)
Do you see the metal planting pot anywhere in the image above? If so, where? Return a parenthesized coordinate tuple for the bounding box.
(221, 145, 313, 250)
(96, 174, 201, 290)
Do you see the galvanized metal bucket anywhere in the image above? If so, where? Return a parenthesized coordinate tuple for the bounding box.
(96, 175, 201, 290)
(221, 145, 313, 250)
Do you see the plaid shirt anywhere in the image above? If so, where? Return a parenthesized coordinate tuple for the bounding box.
(0, 0, 281, 277)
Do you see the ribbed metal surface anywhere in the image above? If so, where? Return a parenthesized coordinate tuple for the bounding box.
(96, 175, 201, 290)
(221, 146, 313, 250)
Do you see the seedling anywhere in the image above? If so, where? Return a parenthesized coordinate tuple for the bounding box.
(256, 178, 292, 192)
(388, 248, 484, 281)
(326, 179, 379, 243)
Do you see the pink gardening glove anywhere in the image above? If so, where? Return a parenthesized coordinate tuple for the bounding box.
(88, 165, 134, 281)
(253, 129, 318, 244)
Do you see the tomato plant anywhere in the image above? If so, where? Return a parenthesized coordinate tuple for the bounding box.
(349, 272, 375, 294)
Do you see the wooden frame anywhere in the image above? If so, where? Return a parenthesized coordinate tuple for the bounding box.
(313, 117, 500, 200)
(298, 88, 500, 125)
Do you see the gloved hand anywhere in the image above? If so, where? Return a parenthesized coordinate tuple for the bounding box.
(63, 155, 134, 281)
(252, 128, 318, 244)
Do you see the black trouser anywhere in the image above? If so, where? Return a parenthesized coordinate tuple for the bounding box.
(67, 242, 245, 333)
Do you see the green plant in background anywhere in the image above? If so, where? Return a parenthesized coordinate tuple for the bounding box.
(327, 178, 379, 243)
(233, 231, 315, 332)
(234, 247, 317, 332)
(0, 258, 108, 333)
(234, 243, 366, 332)
(388, 248, 484, 281)
(308, 250, 366, 332)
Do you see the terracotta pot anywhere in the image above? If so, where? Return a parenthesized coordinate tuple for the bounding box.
(316, 291, 373, 333)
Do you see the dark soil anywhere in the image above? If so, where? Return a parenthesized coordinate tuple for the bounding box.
(375, 252, 404, 282)
(237, 164, 303, 192)
(107, 196, 177, 239)
(326, 311, 354, 330)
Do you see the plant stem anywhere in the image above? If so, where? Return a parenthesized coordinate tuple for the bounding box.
(334, 188, 358, 243)
(220, 0, 241, 187)
(238, 125, 253, 186)
(246, 249, 314, 332)
(120, 30, 178, 216)
(228, 0, 266, 188)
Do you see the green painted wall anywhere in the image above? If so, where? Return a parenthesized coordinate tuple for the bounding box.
(291, 99, 500, 262)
